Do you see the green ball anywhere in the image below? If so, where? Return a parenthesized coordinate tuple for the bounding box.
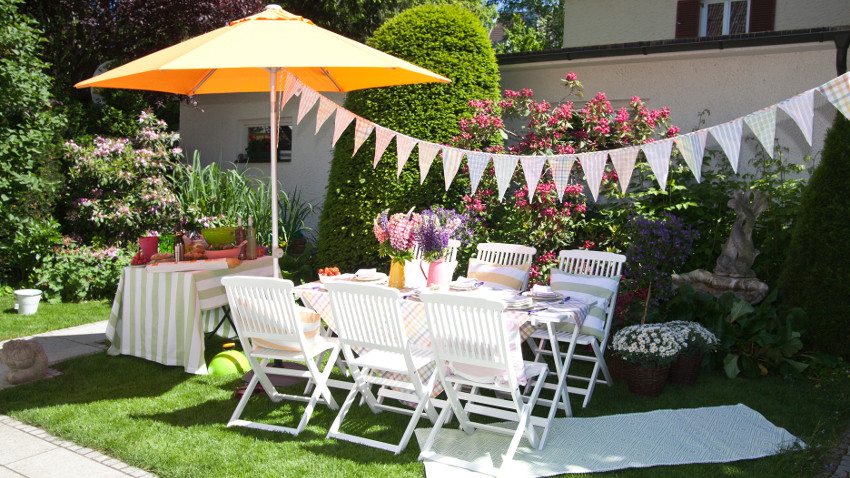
(208, 350, 251, 376)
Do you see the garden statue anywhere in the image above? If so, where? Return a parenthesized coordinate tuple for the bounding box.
(673, 189, 770, 304)
(0, 339, 49, 385)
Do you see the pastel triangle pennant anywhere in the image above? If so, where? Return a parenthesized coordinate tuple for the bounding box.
(492, 154, 519, 201)
(373, 126, 395, 168)
(352, 116, 375, 156)
(779, 89, 815, 146)
(417, 141, 441, 184)
(608, 147, 640, 194)
(817, 71, 850, 121)
(442, 146, 465, 190)
(314, 96, 336, 134)
(579, 151, 608, 202)
(709, 119, 743, 173)
(331, 108, 355, 147)
(296, 88, 319, 124)
(395, 134, 417, 177)
(641, 139, 674, 190)
(279, 72, 301, 110)
(466, 151, 491, 194)
(673, 130, 707, 183)
(744, 106, 777, 158)
(519, 155, 546, 203)
(549, 155, 576, 200)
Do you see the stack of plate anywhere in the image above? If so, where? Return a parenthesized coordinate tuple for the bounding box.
(449, 279, 483, 291)
(523, 290, 564, 302)
(502, 295, 533, 310)
(352, 271, 386, 282)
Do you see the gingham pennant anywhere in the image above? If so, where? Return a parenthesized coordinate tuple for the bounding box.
(779, 89, 815, 146)
(373, 126, 395, 168)
(492, 154, 519, 201)
(331, 107, 355, 147)
(641, 139, 674, 190)
(608, 146, 640, 194)
(549, 154, 576, 200)
(296, 88, 319, 124)
(466, 151, 491, 194)
(817, 71, 850, 121)
(519, 155, 546, 203)
(579, 151, 608, 202)
(352, 116, 375, 156)
(744, 106, 777, 158)
(673, 130, 708, 183)
(417, 141, 441, 184)
(442, 146, 465, 190)
(314, 96, 336, 134)
(395, 134, 417, 177)
(709, 119, 743, 173)
(279, 72, 302, 109)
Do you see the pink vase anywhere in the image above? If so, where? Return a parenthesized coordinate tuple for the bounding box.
(425, 258, 448, 287)
(139, 236, 159, 261)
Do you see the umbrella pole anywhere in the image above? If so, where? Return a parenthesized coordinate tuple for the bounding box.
(269, 68, 281, 278)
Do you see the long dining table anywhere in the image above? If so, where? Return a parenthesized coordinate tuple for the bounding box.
(293, 276, 590, 415)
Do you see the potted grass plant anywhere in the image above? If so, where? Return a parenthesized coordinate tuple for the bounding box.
(611, 324, 687, 397)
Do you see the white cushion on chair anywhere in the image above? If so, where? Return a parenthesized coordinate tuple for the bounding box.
(252, 306, 325, 353)
(467, 259, 530, 291)
(549, 269, 619, 341)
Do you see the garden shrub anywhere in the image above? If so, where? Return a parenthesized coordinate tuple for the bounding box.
(0, 0, 67, 286)
(316, 4, 501, 271)
(34, 240, 134, 303)
(778, 114, 850, 358)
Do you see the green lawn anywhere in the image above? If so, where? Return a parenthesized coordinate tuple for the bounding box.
(0, 335, 847, 478)
(0, 294, 111, 340)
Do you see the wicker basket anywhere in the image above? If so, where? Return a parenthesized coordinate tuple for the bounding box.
(669, 353, 703, 386)
(608, 351, 633, 381)
(627, 364, 670, 397)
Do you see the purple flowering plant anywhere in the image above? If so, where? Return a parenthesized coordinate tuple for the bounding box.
(415, 207, 471, 263)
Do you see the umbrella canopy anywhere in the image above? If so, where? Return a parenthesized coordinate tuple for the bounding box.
(76, 4, 450, 275)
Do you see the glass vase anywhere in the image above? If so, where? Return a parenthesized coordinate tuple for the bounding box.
(388, 259, 405, 289)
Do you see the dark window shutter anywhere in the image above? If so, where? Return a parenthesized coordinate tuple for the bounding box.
(675, 0, 701, 38)
(749, 0, 776, 32)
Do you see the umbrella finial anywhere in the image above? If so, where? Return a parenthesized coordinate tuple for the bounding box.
(264, 4, 283, 10)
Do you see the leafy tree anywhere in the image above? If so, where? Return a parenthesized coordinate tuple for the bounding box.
(491, 0, 564, 53)
(316, 4, 501, 271)
(777, 113, 850, 359)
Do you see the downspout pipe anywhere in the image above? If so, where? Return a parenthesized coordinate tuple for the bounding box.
(836, 32, 850, 75)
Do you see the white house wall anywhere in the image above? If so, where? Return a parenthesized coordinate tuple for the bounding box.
(499, 42, 839, 176)
(178, 92, 345, 234)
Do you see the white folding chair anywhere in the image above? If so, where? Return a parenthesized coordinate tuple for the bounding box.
(526, 249, 625, 409)
(324, 281, 438, 454)
(419, 292, 555, 476)
(222, 276, 341, 436)
(413, 238, 461, 262)
(468, 242, 537, 291)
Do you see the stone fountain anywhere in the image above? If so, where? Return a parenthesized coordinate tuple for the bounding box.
(672, 189, 770, 304)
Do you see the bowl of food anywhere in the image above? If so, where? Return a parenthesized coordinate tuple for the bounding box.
(202, 227, 237, 246)
(204, 241, 245, 259)
(318, 267, 340, 284)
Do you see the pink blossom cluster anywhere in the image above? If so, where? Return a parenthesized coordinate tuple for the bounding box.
(387, 213, 420, 251)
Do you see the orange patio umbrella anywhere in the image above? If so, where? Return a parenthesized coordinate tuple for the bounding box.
(76, 4, 450, 274)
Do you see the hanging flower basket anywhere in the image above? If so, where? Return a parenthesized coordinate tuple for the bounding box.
(627, 364, 670, 397)
(669, 353, 703, 386)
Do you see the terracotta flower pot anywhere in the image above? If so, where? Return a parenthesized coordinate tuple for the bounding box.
(669, 353, 703, 386)
(627, 364, 670, 397)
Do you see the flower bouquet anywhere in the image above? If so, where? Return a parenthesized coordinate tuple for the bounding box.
(373, 209, 421, 265)
(415, 207, 466, 263)
(611, 324, 687, 396)
(664, 320, 719, 386)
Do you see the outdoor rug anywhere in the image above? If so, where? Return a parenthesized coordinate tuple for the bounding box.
(414, 403, 805, 476)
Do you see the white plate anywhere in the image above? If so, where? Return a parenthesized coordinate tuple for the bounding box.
(352, 273, 387, 282)
(522, 291, 564, 301)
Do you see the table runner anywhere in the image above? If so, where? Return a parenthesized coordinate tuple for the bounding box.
(106, 257, 275, 374)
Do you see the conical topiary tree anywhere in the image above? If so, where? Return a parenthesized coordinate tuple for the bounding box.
(315, 4, 501, 271)
(777, 113, 850, 358)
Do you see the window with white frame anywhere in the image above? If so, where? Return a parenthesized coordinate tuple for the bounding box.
(700, 0, 749, 36)
(239, 123, 292, 162)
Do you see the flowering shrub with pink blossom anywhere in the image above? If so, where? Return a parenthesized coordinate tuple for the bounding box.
(451, 73, 679, 286)
(34, 237, 135, 302)
(63, 110, 182, 245)
(373, 209, 421, 264)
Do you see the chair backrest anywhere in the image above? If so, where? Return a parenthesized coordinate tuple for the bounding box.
(420, 292, 519, 388)
(221, 276, 306, 350)
(413, 238, 461, 262)
(558, 249, 625, 278)
(472, 242, 537, 291)
(324, 281, 408, 353)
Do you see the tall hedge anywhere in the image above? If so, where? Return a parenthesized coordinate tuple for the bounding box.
(315, 4, 501, 270)
(777, 113, 850, 358)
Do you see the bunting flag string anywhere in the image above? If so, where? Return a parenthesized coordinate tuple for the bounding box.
(779, 90, 815, 146)
(744, 106, 777, 159)
(818, 72, 850, 120)
(608, 147, 640, 194)
(519, 156, 546, 203)
(296, 88, 319, 124)
(373, 126, 395, 168)
(673, 130, 708, 183)
(580, 151, 608, 201)
(279, 72, 301, 110)
(395, 134, 417, 177)
(466, 151, 491, 194)
(492, 154, 519, 201)
(709, 119, 743, 173)
(417, 141, 441, 184)
(442, 147, 465, 190)
(331, 107, 355, 147)
(352, 116, 375, 155)
(642, 139, 674, 190)
(314, 96, 336, 134)
(549, 155, 576, 200)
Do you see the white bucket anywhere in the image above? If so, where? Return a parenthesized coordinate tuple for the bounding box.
(13, 289, 42, 315)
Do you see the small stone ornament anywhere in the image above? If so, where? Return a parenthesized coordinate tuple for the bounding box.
(1, 339, 49, 385)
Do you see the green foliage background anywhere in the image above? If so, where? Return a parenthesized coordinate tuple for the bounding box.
(315, 4, 501, 271)
(778, 114, 850, 359)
